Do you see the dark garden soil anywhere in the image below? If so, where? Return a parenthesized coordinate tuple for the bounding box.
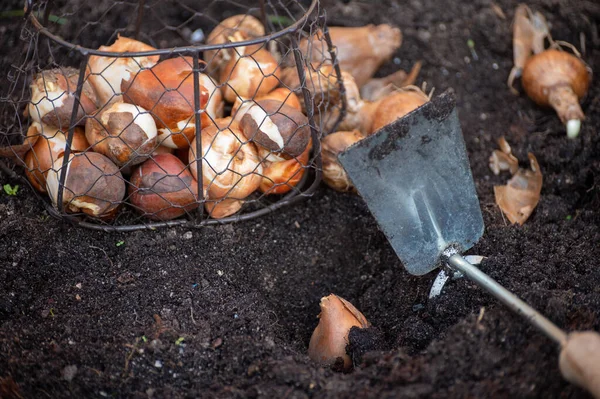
(1, 0, 600, 397)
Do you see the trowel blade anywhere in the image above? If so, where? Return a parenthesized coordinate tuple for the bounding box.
(338, 91, 484, 276)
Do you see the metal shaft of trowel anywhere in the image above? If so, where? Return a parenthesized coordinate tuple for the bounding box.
(447, 254, 568, 345)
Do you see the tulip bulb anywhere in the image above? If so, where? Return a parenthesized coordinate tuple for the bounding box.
(371, 87, 430, 133)
(189, 121, 262, 200)
(259, 142, 310, 195)
(308, 294, 370, 371)
(521, 49, 591, 139)
(46, 152, 125, 219)
(24, 124, 88, 193)
(204, 198, 243, 219)
(85, 102, 157, 166)
(129, 153, 199, 221)
(219, 42, 281, 103)
(231, 87, 302, 123)
(87, 35, 159, 107)
(28, 68, 97, 128)
(321, 130, 364, 192)
(297, 25, 402, 87)
(239, 100, 311, 160)
(204, 15, 265, 76)
(122, 57, 210, 149)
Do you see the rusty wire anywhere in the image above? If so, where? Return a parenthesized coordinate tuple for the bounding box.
(0, 0, 346, 231)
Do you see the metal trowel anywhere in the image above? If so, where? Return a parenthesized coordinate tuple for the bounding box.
(338, 90, 600, 397)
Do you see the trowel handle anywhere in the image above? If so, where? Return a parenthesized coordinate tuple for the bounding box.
(447, 254, 567, 345)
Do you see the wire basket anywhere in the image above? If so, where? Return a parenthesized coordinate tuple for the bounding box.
(0, 0, 346, 231)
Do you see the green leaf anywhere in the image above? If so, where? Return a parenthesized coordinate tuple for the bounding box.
(141, 335, 148, 343)
(3, 184, 19, 196)
(267, 15, 294, 27)
(116, 240, 125, 247)
(175, 337, 185, 346)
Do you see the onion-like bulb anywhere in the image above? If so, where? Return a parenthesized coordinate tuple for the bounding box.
(521, 49, 591, 139)
(188, 120, 262, 200)
(46, 152, 125, 219)
(371, 87, 429, 133)
(87, 35, 159, 107)
(321, 130, 365, 192)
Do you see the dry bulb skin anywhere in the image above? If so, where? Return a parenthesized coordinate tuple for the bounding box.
(219, 39, 281, 103)
(297, 25, 402, 87)
(204, 15, 265, 77)
(308, 294, 370, 371)
(508, 4, 551, 93)
(0, 122, 51, 160)
(239, 99, 311, 160)
(371, 86, 430, 133)
(494, 152, 543, 225)
(489, 137, 519, 176)
(321, 130, 365, 192)
(25, 124, 88, 193)
(521, 49, 591, 139)
(280, 64, 341, 113)
(360, 61, 422, 102)
(28, 67, 97, 129)
(85, 102, 157, 167)
(87, 35, 159, 107)
(46, 152, 125, 220)
(188, 120, 263, 200)
(122, 57, 210, 149)
(128, 153, 199, 221)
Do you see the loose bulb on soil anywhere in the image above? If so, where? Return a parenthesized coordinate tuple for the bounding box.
(521, 49, 591, 139)
(297, 24, 402, 87)
(46, 152, 125, 219)
(308, 294, 370, 371)
(371, 87, 430, 133)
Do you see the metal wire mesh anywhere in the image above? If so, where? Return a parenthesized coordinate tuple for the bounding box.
(0, 0, 346, 231)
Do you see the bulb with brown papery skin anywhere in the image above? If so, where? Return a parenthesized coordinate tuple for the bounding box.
(204, 15, 265, 77)
(188, 120, 262, 200)
(321, 130, 365, 192)
(297, 25, 402, 87)
(280, 64, 341, 113)
(204, 198, 243, 219)
(371, 87, 429, 133)
(87, 35, 159, 107)
(308, 294, 370, 371)
(219, 43, 281, 103)
(239, 99, 310, 160)
(259, 141, 310, 195)
(46, 152, 125, 220)
(231, 87, 302, 123)
(521, 49, 591, 138)
(29, 68, 97, 128)
(85, 102, 157, 167)
(128, 153, 199, 221)
(121, 57, 210, 149)
(25, 124, 88, 193)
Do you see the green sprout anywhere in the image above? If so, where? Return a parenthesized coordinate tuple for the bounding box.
(3, 184, 19, 196)
(175, 337, 185, 346)
(116, 240, 125, 247)
(141, 335, 148, 343)
(268, 15, 294, 27)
